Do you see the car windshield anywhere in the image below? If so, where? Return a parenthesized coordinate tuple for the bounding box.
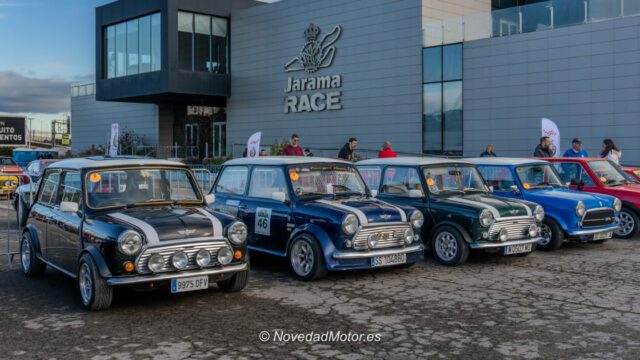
(422, 166, 487, 195)
(86, 167, 202, 209)
(289, 165, 367, 198)
(0, 158, 16, 166)
(515, 164, 563, 189)
(587, 160, 629, 186)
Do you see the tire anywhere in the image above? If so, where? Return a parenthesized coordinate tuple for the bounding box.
(217, 270, 249, 292)
(431, 226, 469, 266)
(537, 218, 564, 251)
(78, 254, 113, 311)
(615, 207, 640, 239)
(20, 232, 46, 277)
(288, 234, 327, 281)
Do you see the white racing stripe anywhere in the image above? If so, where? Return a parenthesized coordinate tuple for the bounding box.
(196, 208, 224, 237)
(515, 202, 532, 216)
(109, 212, 160, 246)
(316, 199, 369, 225)
(447, 198, 502, 219)
(386, 203, 407, 222)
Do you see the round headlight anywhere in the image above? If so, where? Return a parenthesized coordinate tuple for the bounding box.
(534, 205, 545, 222)
(195, 249, 211, 267)
(499, 228, 509, 242)
(479, 210, 494, 227)
(117, 230, 143, 256)
(403, 228, 415, 244)
(217, 247, 233, 265)
(342, 214, 359, 235)
(575, 201, 586, 217)
(410, 211, 424, 229)
(172, 251, 189, 270)
(227, 221, 248, 245)
(148, 253, 165, 273)
(528, 224, 539, 238)
(367, 234, 378, 248)
(613, 198, 622, 212)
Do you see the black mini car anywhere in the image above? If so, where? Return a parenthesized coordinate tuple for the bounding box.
(20, 157, 249, 310)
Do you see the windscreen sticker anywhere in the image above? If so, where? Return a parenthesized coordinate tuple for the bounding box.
(255, 207, 272, 236)
(289, 171, 300, 182)
(523, 183, 531, 190)
(89, 173, 101, 183)
(426, 178, 435, 186)
(600, 177, 607, 183)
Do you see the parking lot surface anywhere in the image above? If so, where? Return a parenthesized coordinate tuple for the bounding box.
(1, 201, 639, 359)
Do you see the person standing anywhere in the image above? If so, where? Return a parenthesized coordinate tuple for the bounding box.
(281, 133, 304, 156)
(533, 136, 552, 158)
(562, 138, 589, 158)
(378, 141, 397, 158)
(338, 137, 358, 161)
(601, 138, 622, 164)
(480, 144, 497, 157)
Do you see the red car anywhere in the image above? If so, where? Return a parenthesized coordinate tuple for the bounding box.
(623, 167, 640, 182)
(546, 158, 640, 239)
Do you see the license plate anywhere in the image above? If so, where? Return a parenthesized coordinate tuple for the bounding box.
(371, 253, 406, 267)
(170, 276, 209, 293)
(593, 231, 612, 240)
(504, 243, 532, 255)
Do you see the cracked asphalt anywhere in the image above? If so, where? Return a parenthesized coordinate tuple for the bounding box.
(1, 201, 639, 359)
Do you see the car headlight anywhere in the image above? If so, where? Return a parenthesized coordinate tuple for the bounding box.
(575, 201, 586, 217)
(227, 221, 248, 244)
(172, 251, 189, 270)
(534, 205, 545, 222)
(148, 253, 165, 273)
(613, 198, 622, 212)
(217, 247, 233, 265)
(342, 214, 359, 235)
(479, 209, 494, 227)
(528, 224, 539, 238)
(117, 230, 143, 256)
(403, 228, 415, 244)
(410, 211, 424, 229)
(195, 249, 211, 267)
(499, 228, 509, 242)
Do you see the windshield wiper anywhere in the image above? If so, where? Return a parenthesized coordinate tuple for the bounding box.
(436, 189, 465, 195)
(461, 188, 485, 193)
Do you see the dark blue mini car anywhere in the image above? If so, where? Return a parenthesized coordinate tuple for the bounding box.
(469, 158, 621, 250)
(210, 157, 425, 280)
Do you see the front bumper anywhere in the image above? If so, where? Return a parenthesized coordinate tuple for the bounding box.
(106, 263, 248, 286)
(567, 223, 620, 237)
(328, 244, 424, 270)
(470, 237, 541, 249)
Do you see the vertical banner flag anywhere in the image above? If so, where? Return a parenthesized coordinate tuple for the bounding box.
(109, 123, 119, 157)
(247, 131, 262, 158)
(541, 118, 560, 157)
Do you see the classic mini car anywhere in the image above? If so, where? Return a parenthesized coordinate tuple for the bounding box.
(623, 166, 640, 183)
(357, 157, 544, 266)
(210, 157, 424, 281)
(20, 157, 249, 310)
(468, 158, 621, 250)
(0, 156, 24, 196)
(547, 157, 640, 239)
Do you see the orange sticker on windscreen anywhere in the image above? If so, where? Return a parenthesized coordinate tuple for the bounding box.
(600, 177, 607, 183)
(289, 171, 299, 182)
(426, 178, 435, 186)
(523, 183, 531, 190)
(89, 173, 101, 183)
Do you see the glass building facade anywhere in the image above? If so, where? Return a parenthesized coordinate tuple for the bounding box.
(104, 13, 161, 79)
(178, 11, 229, 74)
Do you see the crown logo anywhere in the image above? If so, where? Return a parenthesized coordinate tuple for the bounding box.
(304, 24, 321, 41)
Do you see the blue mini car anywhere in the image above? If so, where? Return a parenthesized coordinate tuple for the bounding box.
(468, 158, 621, 250)
(210, 157, 425, 280)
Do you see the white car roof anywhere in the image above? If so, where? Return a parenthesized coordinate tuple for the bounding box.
(465, 157, 549, 166)
(49, 156, 187, 170)
(224, 156, 351, 166)
(357, 156, 472, 167)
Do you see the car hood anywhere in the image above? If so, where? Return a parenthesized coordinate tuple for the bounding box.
(434, 193, 533, 219)
(526, 188, 614, 209)
(310, 197, 409, 224)
(98, 206, 228, 243)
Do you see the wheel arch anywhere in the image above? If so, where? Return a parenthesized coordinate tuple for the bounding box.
(79, 245, 112, 278)
(432, 221, 472, 244)
(22, 225, 42, 258)
(288, 223, 337, 268)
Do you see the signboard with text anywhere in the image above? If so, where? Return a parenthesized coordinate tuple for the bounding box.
(0, 116, 26, 146)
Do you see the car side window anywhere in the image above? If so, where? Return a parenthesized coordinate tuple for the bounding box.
(38, 170, 61, 206)
(358, 166, 382, 190)
(215, 166, 249, 195)
(248, 167, 289, 200)
(60, 171, 82, 206)
(477, 166, 515, 191)
(381, 167, 423, 196)
(552, 163, 595, 187)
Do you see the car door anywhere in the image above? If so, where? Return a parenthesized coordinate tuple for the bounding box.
(211, 165, 250, 221)
(29, 169, 61, 262)
(244, 166, 293, 254)
(51, 171, 84, 273)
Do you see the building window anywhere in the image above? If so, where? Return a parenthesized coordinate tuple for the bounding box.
(422, 43, 463, 156)
(103, 13, 161, 79)
(71, 83, 96, 97)
(177, 11, 228, 74)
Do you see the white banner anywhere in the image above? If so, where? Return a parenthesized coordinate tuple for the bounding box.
(541, 118, 560, 158)
(109, 123, 119, 157)
(247, 131, 261, 158)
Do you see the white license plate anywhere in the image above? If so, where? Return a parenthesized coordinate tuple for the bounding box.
(371, 253, 406, 267)
(593, 231, 612, 240)
(171, 276, 209, 293)
(504, 243, 532, 255)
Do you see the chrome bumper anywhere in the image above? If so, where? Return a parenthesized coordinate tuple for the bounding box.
(106, 263, 248, 286)
(567, 223, 620, 236)
(332, 244, 424, 259)
(470, 237, 541, 249)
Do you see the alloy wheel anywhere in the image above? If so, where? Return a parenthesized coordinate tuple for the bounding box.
(21, 238, 31, 272)
(79, 263, 93, 306)
(616, 211, 635, 237)
(291, 241, 314, 277)
(435, 232, 458, 262)
(538, 224, 552, 246)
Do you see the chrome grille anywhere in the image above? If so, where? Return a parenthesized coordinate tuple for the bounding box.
(136, 241, 230, 274)
(488, 218, 535, 241)
(352, 224, 410, 250)
(582, 208, 615, 228)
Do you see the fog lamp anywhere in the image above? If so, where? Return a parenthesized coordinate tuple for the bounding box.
(148, 253, 165, 273)
(195, 249, 211, 267)
(172, 251, 189, 270)
(217, 247, 233, 265)
(499, 228, 509, 242)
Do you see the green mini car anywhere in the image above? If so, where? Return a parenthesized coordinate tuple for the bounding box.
(357, 157, 545, 266)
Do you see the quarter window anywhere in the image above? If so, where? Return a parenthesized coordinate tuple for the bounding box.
(215, 166, 248, 195)
(38, 171, 61, 206)
(248, 167, 288, 200)
(381, 167, 423, 196)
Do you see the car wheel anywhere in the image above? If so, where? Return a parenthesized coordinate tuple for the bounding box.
(20, 232, 46, 277)
(217, 270, 249, 292)
(537, 218, 564, 251)
(78, 254, 113, 311)
(431, 226, 469, 266)
(288, 234, 327, 281)
(615, 207, 640, 239)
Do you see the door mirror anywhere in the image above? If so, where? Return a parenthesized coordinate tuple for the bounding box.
(570, 178, 585, 190)
(60, 201, 79, 213)
(488, 185, 494, 192)
(509, 185, 521, 195)
(204, 193, 215, 205)
(408, 189, 423, 198)
(370, 189, 378, 197)
(271, 191, 287, 203)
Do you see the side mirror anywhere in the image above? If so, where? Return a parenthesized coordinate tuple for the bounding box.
(271, 191, 287, 203)
(488, 186, 494, 192)
(60, 201, 79, 213)
(570, 178, 585, 190)
(204, 193, 215, 205)
(509, 185, 521, 194)
(370, 189, 378, 197)
(408, 189, 423, 198)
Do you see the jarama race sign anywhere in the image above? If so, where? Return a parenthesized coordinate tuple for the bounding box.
(0, 116, 26, 146)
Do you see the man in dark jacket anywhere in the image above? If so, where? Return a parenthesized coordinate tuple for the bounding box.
(533, 136, 552, 157)
(480, 144, 497, 157)
(338, 137, 358, 161)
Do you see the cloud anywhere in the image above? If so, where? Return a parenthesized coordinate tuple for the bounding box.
(0, 71, 70, 114)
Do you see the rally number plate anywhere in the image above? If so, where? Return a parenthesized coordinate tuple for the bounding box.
(171, 276, 209, 293)
(371, 253, 406, 267)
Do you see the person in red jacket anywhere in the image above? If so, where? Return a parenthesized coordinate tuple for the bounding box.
(378, 141, 397, 158)
(281, 133, 304, 156)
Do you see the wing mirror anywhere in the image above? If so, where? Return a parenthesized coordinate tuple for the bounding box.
(570, 178, 585, 190)
(509, 185, 521, 195)
(488, 185, 494, 192)
(204, 193, 215, 205)
(271, 191, 287, 203)
(60, 201, 79, 213)
(370, 189, 378, 198)
(408, 189, 423, 198)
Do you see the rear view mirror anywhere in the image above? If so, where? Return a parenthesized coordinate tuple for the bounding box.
(271, 191, 287, 203)
(408, 189, 423, 198)
(60, 201, 79, 213)
(370, 189, 378, 197)
(204, 193, 215, 205)
(510, 185, 520, 194)
(570, 178, 585, 190)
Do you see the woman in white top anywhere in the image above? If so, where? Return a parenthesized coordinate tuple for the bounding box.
(601, 138, 622, 165)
